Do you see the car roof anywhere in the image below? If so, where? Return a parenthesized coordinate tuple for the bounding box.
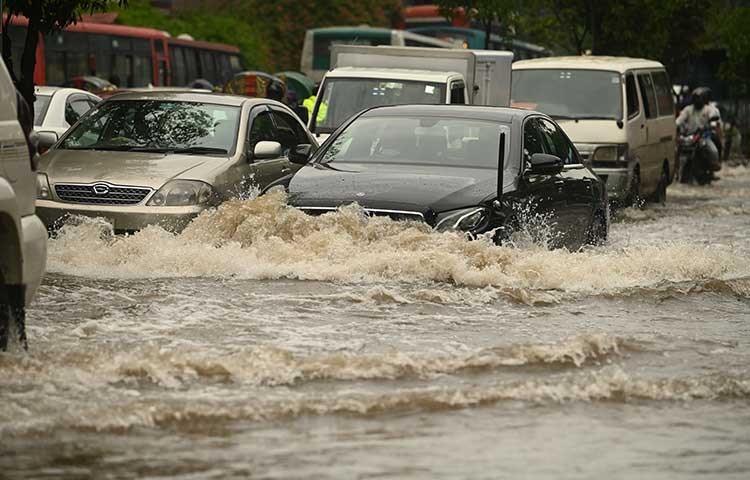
(34, 86, 98, 97)
(513, 55, 665, 72)
(327, 67, 457, 82)
(101, 91, 261, 106)
(359, 104, 539, 123)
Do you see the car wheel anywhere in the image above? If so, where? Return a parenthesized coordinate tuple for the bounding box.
(650, 166, 668, 204)
(584, 211, 608, 246)
(0, 274, 28, 352)
(626, 169, 642, 208)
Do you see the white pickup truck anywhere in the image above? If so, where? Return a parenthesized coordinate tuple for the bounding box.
(308, 45, 513, 142)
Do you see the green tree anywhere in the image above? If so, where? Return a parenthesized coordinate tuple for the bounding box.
(710, 6, 750, 98)
(435, 0, 518, 50)
(2, 0, 127, 116)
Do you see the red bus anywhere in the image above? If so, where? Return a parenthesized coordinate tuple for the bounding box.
(3, 16, 243, 88)
(395, 4, 468, 29)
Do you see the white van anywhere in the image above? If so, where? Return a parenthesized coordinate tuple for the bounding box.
(512, 56, 677, 204)
(0, 59, 47, 349)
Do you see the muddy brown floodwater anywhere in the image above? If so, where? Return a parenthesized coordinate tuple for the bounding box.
(1, 167, 750, 479)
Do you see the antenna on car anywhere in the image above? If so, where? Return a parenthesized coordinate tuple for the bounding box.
(497, 131, 505, 197)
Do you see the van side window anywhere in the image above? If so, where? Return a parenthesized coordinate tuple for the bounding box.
(450, 81, 465, 104)
(625, 74, 640, 118)
(651, 71, 675, 116)
(637, 74, 657, 119)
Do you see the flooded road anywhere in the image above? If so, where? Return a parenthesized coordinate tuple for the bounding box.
(2, 167, 750, 479)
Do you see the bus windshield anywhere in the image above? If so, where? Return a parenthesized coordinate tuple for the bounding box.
(313, 78, 446, 134)
(512, 69, 623, 120)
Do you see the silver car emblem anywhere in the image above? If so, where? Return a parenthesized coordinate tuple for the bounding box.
(92, 184, 110, 195)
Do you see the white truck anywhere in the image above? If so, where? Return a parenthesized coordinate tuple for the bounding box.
(308, 45, 513, 141)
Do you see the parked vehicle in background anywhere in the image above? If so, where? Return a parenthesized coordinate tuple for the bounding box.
(36, 91, 317, 232)
(0, 59, 47, 350)
(408, 26, 551, 59)
(64, 76, 117, 96)
(300, 26, 457, 83)
(33, 86, 101, 152)
(512, 57, 676, 205)
(283, 104, 608, 250)
(4, 15, 243, 88)
(309, 45, 513, 142)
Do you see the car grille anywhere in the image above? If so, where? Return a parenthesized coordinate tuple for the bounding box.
(54, 183, 152, 205)
(300, 206, 425, 223)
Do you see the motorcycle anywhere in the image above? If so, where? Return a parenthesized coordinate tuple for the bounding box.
(678, 117, 721, 185)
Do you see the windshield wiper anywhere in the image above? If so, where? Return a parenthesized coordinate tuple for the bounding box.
(64, 144, 139, 151)
(170, 146, 229, 155)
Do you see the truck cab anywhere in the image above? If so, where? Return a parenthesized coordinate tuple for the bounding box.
(308, 68, 467, 142)
(308, 45, 513, 143)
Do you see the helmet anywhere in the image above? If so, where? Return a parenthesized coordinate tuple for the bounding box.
(692, 87, 711, 109)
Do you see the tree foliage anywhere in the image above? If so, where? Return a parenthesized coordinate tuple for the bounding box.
(711, 6, 750, 97)
(2, 0, 127, 114)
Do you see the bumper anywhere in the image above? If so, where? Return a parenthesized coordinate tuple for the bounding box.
(591, 167, 631, 200)
(36, 200, 205, 232)
(21, 214, 47, 307)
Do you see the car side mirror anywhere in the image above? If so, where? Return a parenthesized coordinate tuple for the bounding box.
(37, 131, 58, 154)
(253, 141, 282, 160)
(527, 153, 563, 175)
(289, 143, 313, 165)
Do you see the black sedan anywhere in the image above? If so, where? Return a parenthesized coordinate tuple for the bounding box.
(282, 104, 608, 250)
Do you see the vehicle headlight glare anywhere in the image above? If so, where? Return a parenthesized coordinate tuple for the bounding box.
(147, 180, 214, 206)
(36, 173, 51, 200)
(593, 144, 628, 164)
(435, 207, 489, 232)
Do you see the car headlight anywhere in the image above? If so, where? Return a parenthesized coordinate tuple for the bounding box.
(592, 144, 628, 166)
(147, 180, 215, 206)
(434, 207, 489, 232)
(36, 173, 51, 200)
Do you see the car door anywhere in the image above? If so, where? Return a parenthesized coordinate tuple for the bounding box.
(636, 71, 660, 190)
(538, 117, 593, 248)
(64, 94, 95, 129)
(223, 105, 275, 198)
(519, 117, 568, 248)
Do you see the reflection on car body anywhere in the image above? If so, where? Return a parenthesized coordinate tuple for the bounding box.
(36, 91, 317, 232)
(282, 104, 609, 250)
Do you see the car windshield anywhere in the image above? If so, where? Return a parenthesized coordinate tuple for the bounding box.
(59, 100, 241, 154)
(512, 69, 623, 120)
(34, 94, 52, 126)
(313, 78, 446, 134)
(319, 115, 511, 169)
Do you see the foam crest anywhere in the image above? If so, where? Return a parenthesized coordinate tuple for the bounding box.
(47, 190, 750, 294)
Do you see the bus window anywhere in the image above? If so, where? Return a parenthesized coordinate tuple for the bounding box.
(170, 46, 187, 86)
(133, 55, 152, 86)
(45, 51, 66, 86)
(110, 55, 132, 87)
(199, 50, 217, 84)
(184, 48, 199, 82)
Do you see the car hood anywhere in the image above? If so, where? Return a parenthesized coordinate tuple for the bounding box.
(288, 161, 498, 221)
(39, 149, 229, 189)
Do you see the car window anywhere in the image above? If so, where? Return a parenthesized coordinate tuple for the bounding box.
(270, 110, 309, 154)
(625, 74, 640, 119)
(538, 118, 578, 165)
(450, 81, 465, 104)
(34, 94, 52, 126)
(523, 118, 545, 166)
(248, 110, 277, 153)
(65, 97, 93, 126)
(651, 71, 674, 117)
(637, 73, 657, 119)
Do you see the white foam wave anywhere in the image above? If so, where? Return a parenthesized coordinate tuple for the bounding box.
(46, 191, 750, 295)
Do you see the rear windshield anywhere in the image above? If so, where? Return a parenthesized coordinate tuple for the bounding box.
(512, 69, 623, 120)
(34, 94, 52, 126)
(59, 100, 241, 154)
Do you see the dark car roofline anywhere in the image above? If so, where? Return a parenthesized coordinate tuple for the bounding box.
(358, 104, 542, 123)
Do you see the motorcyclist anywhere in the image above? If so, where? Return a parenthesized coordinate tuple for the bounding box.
(676, 87, 722, 172)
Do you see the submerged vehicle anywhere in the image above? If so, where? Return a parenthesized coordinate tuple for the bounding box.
(282, 104, 608, 250)
(36, 91, 317, 232)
